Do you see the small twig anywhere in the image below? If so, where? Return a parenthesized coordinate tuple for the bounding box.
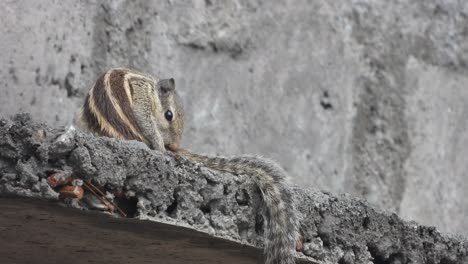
(82, 181, 127, 217)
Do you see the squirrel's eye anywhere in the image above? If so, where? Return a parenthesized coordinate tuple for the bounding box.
(164, 110, 173, 121)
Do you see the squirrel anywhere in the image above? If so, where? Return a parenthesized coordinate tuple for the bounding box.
(78, 68, 300, 264)
(79, 68, 184, 151)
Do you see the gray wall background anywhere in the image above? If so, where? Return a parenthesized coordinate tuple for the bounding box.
(1, 0, 467, 236)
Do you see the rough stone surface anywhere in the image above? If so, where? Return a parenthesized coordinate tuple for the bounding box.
(1, 114, 467, 264)
(2, 0, 468, 237)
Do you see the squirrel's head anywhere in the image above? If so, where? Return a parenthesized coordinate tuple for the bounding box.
(157, 78, 185, 151)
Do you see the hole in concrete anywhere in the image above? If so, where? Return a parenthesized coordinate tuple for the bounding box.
(440, 257, 457, 264)
(363, 216, 371, 229)
(367, 243, 386, 264)
(338, 257, 349, 264)
(255, 214, 264, 235)
(200, 204, 211, 214)
(320, 90, 333, 110)
(165, 199, 178, 217)
(318, 231, 332, 248)
(235, 189, 250, 206)
(388, 252, 406, 264)
(64, 72, 78, 98)
(115, 196, 138, 218)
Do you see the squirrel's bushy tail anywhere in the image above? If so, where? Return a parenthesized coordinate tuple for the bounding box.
(175, 149, 298, 264)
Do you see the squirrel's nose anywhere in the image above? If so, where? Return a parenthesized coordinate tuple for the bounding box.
(165, 143, 179, 152)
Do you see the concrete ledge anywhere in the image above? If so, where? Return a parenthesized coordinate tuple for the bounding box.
(0, 113, 467, 264)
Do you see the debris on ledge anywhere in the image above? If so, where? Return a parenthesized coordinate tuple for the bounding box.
(0, 113, 467, 264)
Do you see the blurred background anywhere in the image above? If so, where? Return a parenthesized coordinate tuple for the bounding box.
(1, 1, 468, 236)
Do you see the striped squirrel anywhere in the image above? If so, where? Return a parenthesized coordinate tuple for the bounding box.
(78, 68, 300, 264)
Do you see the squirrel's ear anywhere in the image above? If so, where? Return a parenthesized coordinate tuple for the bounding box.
(159, 78, 175, 93)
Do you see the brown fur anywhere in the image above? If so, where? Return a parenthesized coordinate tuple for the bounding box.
(108, 70, 145, 140)
(79, 68, 183, 149)
(90, 71, 143, 141)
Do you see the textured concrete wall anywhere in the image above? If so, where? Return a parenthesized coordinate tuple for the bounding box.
(1, 0, 468, 236)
